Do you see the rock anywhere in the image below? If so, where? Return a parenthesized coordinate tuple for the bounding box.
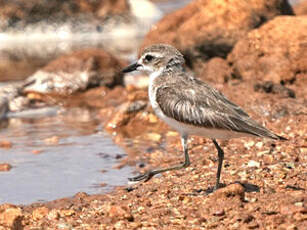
(0, 0, 160, 27)
(280, 204, 306, 216)
(141, 0, 293, 67)
(0, 163, 12, 171)
(0, 97, 8, 119)
(254, 81, 296, 98)
(127, 88, 148, 101)
(23, 49, 126, 95)
(213, 209, 225, 216)
(198, 57, 233, 83)
(0, 140, 12, 149)
(199, 183, 246, 222)
(56, 221, 72, 229)
(44, 136, 60, 145)
(47, 209, 60, 220)
(247, 160, 260, 168)
(294, 0, 307, 15)
(0, 206, 23, 229)
(32, 207, 49, 221)
(0, 0, 160, 81)
(213, 183, 245, 200)
(0, 83, 20, 100)
(0, 0, 130, 30)
(130, 0, 163, 24)
(145, 133, 162, 142)
(9, 96, 30, 112)
(125, 100, 147, 113)
(96, 0, 130, 18)
(0, 83, 21, 114)
(74, 192, 89, 199)
(75, 85, 127, 109)
(59, 209, 75, 217)
(228, 16, 307, 83)
(32, 150, 43, 154)
(124, 73, 150, 89)
(105, 100, 147, 130)
(108, 205, 133, 221)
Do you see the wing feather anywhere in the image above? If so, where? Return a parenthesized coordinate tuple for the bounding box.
(155, 79, 279, 139)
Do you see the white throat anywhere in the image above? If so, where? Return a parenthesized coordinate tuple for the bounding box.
(148, 67, 164, 116)
(149, 67, 164, 82)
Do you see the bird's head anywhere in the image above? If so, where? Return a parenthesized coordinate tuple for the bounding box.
(122, 44, 185, 74)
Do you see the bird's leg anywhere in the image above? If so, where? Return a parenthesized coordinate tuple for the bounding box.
(129, 135, 190, 182)
(212, 139, 224, 190)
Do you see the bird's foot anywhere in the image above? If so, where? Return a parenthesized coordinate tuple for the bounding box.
(214, 183, 221, 191)
(204, 183, 226, 194)
(128, 171, 155, 182)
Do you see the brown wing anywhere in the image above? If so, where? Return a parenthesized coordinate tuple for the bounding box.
(155, 78, 280, 139)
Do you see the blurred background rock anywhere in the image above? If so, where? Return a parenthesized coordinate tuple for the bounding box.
(0, 0, 166, 81)
(0, 0, 305, 115)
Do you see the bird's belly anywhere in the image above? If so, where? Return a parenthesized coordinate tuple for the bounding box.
(152, 103, 248, 139)
(162, 113, 247, 139)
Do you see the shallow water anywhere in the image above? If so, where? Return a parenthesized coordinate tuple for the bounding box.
(0, 0, 192, 81)
(0, 108, 132, 204)
(0, 0, 192, 205)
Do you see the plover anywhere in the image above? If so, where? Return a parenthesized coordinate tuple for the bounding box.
(122, 44, 286, 190)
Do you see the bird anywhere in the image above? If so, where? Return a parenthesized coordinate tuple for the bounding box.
(122, 44, 286, 190)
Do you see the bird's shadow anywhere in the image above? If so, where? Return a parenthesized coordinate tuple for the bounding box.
(190, 181, 260, 196)
(235, 181, 260, 193)
(125, 181, 260, 195)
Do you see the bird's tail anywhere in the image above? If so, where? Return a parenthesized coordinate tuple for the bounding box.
(273, 134, 287, 141)
(239, 117, 287, 141)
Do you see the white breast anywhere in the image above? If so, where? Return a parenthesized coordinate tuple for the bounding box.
(148, 70, 163, 112)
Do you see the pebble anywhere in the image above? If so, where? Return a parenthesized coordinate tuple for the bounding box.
(47, 209, 60, 220)
(147, 113, 158, 123)
(244, 141, 255, 149)
(0, 207, 23, 228)
(255, 142, 263, 148)
(32, 207, 49, 221)
(44, 136, 60, 145)
(145, 133, 162, 142)
(0, 163, 12, 171)
(247, 160, 260, 168)
(294, 202, 303, 207)
(32, 149, 43, 154)
(213, 209, 225, 216)
(166, 131, 178, 137)
(57, 221, 72, 229)
(60, 209, 75, 217)
(257, 150, 270, 157)
(0, 97, 8, 119)
(213, 183, 245, 200)
(0, 140, 12, 149)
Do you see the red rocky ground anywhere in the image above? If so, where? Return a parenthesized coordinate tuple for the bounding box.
(1, 77, 305, 229)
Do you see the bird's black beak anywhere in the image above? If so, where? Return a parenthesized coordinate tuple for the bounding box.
(122, 62, 141, 73)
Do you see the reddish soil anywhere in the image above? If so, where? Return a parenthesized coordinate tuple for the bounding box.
(0, 76, 305, 229)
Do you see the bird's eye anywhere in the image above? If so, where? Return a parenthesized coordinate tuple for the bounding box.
(144, 55, 154, 62)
